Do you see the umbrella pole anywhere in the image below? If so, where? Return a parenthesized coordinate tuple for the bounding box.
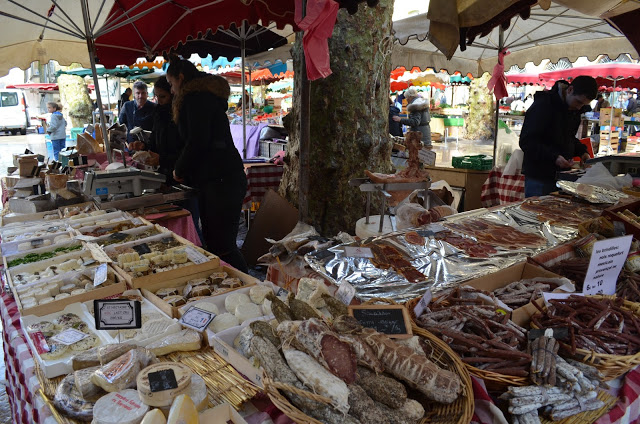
(492, 27, 504, 166)
(241, 22, 247, 159)
(80, 0, 110, 161)
(299, 0, 311, 223)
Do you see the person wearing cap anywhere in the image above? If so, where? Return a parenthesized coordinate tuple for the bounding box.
(520, 76, 598, 197)
(392, 87, 431, 146)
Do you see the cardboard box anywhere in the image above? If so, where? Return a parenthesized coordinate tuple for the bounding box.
(1, 210, 62, 226)
(603, 198, 640, 239)
(18, 157, 39, 177)
(141, 265, 259, 318)
(463, 261, 565, 327)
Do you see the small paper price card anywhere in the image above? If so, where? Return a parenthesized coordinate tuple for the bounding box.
(413, 288, 432, 318)
(93, 263, 108, 287)
(335, 282, 356, 305)
(418, 148, 436, 166)
(344, 246, 374, 258)
(185, 246, 210, 264)
(30, 238, 44, 248)
(276, 287, 289, 297)
(583, 235, 632, 295)
(179, 307, 215, 332)
(94, 299, 142, 330)
(51, 328, 89, 346)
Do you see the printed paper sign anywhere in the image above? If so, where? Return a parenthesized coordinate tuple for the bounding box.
(94, 300, 142, 330)
(583, 235, 632, 295)
(86, 242, 113, 263)
(335, 282, 356, 305)
(51, 328, 89, 346)
(185, 246, 210, 264)
(179, 307, 215, 332)
(93, 263, 108, 287)
(418, 148, 436, 166)
(276, 287, 289, 298)
(344, 246, 374, 259)
(413, 288, 433, 318)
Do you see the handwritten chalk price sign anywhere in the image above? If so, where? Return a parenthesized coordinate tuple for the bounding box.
(583, 235, 632, 296)
(179, 307, 215, 332)
(335, 282, 356, 305)
(344, 246, 374, 259)
(348, 305, 412, 339)
(413, 288, 433, 318)
(94, 299, 142, 330)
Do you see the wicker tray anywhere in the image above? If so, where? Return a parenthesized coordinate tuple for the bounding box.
(263, 313, 475, 424)
(406, 296, 530, 391)
(531, 295, 640, 381)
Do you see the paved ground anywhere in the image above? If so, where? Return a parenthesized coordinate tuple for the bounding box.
(0, 131, 47, 178)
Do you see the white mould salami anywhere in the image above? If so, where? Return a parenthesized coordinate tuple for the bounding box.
(360, 328, 461, 404)
(283, 347, 350, 414)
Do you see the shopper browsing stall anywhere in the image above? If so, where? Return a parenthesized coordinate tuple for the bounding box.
(392, 87, 431, 146)
(166, 58, 249, 272)
(46, 102, 66, 160)
(118, 81, 156, 143)
(519, 76, 597, 197)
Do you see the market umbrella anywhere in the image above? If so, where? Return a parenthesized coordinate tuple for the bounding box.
(539, 63, 640, 91)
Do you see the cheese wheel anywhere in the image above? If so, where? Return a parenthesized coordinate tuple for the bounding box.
(224, 292, 250, 314)
(93, 389, 150, 424)
(235, 303, 263, 324)
(210, 313, 238, 333)
(166, 394, 198, 424)
(137, 363, 192, 407)
(140, 409, 166, 424)
(249, 285, 272, 304)
(158, 374, 208, 416)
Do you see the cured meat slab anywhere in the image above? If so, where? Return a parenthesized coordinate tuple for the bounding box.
(444, 218, 547, 250)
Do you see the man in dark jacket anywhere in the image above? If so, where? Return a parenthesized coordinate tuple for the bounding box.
(519, 76, 597, 197)
(388, 97, 403, 137)
(626, 92, 637, 116)
(392, 87, 431, 146)
(118, 81, 156, 143)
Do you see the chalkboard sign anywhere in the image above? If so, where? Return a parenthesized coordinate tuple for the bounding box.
(348, 305, 412, 339)
(132, 243, 151, 255)
(149, 368, 178, 392)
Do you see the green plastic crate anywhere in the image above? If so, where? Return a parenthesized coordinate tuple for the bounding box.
(452, 154, 493, 171)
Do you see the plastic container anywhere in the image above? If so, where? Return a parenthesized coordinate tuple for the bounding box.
(452, 154, 493, 171)
(69, 127, 84, 141)
(45, 139, 54, 159)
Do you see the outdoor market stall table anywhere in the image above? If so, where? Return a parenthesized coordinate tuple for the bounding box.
(243, 163, 284, 210)
(480, 167, 525, 207)
(230, 123, 269, 159)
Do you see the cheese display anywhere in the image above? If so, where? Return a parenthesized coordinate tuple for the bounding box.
(141, 409, 167, 424)
(166, 394, 198, 424)
(91, 348, 156, 392)
(137, 363, 192, 407)
(146, 329, 202, 356)
(92, 389, 150, 424)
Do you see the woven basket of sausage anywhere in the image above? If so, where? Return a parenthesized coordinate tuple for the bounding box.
(530, 294, 640, 381)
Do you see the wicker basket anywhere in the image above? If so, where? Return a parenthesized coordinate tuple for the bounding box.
(531, 295, 640, 381)
(406, 296, 530, 391)
(263, 315, 475, 424)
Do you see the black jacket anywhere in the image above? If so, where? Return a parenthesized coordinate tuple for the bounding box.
(388, 105, 403, 137)
(519, 88, 588, 180)
(149, 103, 183, 184)
(627, 97, 637, 115)
(172, 73, 245, 188)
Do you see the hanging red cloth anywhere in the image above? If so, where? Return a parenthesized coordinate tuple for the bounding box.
(295, 0, 339, 80)
(488, 49, 510, 100)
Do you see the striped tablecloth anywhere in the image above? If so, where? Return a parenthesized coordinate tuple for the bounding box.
(243, 164, 284, 209)
(480, 167, 525, 208)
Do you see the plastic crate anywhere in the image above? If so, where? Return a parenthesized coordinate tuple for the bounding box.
(452, 154, 493, 171)
(70, 127, 84, 141)
(269, 142, 287, 157)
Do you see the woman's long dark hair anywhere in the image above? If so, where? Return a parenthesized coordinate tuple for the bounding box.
(166, 56, 200, 84)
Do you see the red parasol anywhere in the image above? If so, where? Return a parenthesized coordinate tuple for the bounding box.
(539, 63, 640, 90)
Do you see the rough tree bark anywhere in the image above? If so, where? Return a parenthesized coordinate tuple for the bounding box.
(465, 73, 495, 141)
(279, 0, 395, 236)
(57, 64, 92, 128)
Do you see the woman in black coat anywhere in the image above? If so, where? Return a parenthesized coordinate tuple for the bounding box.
(166, 59, 248, 272)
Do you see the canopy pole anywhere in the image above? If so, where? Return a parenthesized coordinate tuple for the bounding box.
(81, 0, 111, 161)
(299, 0, 310, 222)
(492, 26, 504, 166)
(241, 22, 247, 159)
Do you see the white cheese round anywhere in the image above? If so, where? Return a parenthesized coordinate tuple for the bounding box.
(224, 293, 250, 315)
(93, 389, 150, 424)
(235, 303, 263, 325)
(137, 363, 192, 407)
(249, 286, 272, 304)
(210, 313, 238, 333)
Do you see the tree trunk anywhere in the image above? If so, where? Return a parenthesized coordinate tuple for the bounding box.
(57, 64, 92, 128)
(464, 73, 495, 141)
(279, 0, 395, 236)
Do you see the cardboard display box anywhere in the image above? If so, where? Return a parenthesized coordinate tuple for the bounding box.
(463, 261, 568, 327)
(141, 265, 259, 318)
(603, 198, 640, 239)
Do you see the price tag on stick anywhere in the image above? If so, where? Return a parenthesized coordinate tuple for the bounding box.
(413, 289, 432, 318)
(344, 246, 374, 258)
(93, 263, 108, 287)
(335, 282, 356, 305)
(582, 235, 632, 295)
(179, 307, 215, 332)
(94, 300, 142, 330)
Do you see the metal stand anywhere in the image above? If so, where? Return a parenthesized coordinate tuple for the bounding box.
(349, 178, 431, 233)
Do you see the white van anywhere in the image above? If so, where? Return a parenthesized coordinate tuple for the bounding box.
(0, 89, 29, 135)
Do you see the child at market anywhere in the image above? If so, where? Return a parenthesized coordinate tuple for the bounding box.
(46, 102, 67, 160)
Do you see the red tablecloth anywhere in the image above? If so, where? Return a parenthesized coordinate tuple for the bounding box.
(154, 213, 202, 247)
(480, 167, 525, 208)
(243, 164, 284, 209)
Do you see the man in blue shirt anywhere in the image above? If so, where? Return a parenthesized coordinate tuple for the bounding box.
(118, 80, 156, 142)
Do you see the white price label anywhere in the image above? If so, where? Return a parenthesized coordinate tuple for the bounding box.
(179, 307, 215, 332)
(335, 282, 356, 305)
(583, 235, 632, 296)
(344, 246, 374, 258)
(51, 328, 89, 346)
(86, 242, 112, 263)
(94, 263, 108, 287)
(276, 287, 289, 297)
(418, 148, 436, 166)
(75, 234, 98, 242)
(413, 289, 432, 318)
(95, 300, 141, 330)
(185, 246, 210, 265)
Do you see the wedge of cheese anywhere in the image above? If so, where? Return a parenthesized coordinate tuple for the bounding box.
(140, 408, 166, 424)
(166, 394, 198, 424)
(146, 329, 201, 357)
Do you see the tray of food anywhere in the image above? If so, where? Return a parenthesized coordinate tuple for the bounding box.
(87, 224, 163, 248)
(65, 210, 132, 229)
(3, 239, 83, 269)
(0, 221, 70, 244)
(0, 229, 75, 256)
(58, 201, 99, 218)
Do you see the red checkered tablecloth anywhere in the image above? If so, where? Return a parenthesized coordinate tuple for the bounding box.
(480, 167, 525, 208)
(243, 164, 284, 209)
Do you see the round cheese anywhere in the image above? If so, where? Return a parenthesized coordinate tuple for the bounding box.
(235, 303, 263, 324)
(249, 285, 272, 304)
(224, 292, 250, 314)
(210, 313, 238, 333)
(137, 363, 192, 407)
(93, 389, 150, 424)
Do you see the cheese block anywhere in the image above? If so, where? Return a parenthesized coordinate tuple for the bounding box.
(72, 343, 135, 371)
(93, 389, 150, 424)
(91, 348, 155, 392)
(73, 366, 104, 401)
(159, 374, 208, 416)
(137, 363, 192, 407)
(141, 409, 166, 424)
(146, 329, 202, 357)
(166, 394, 198, 424)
